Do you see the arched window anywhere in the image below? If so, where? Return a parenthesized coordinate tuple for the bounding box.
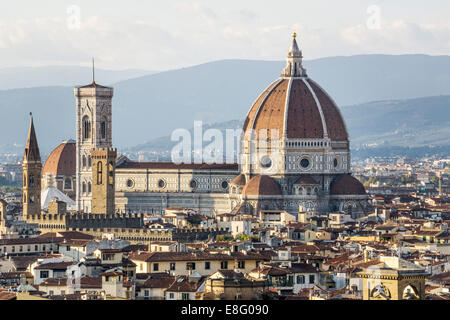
(64, 178, 72, 190)
(101, 120, 107, 139)
(82, 116, 91, 140)
(88, 156, 92, 168)
(297, 275, 305, 284)
(82, 155, 86, 168)
(88, 182, 92, 194)
(29, 175, 35, 187)
(82, 182, 86, 194)
(108, 161, 114, 185)
(97, 162, 103, 185)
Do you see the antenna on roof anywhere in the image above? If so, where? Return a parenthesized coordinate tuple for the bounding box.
(92, 57, 95, 83)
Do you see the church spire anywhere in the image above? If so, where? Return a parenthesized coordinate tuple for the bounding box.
(281, 32, 307, 77)
(24, 113, 41, 163)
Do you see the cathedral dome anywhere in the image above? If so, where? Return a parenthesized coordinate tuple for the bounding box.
(243, 34, 348, 142)
(330, 174, 366, 196)
(231, 173, 246, 186)
(242, 175, 281, 196)
(42, 140, 76, 176)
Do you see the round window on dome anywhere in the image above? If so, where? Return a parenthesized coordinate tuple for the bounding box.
(190, 180, 198, 189)
(300, 158, 310, 169)
(126, 179, 135, 188)
(158, 179, 166, 188)
(221, 181, 229, 189)
(260, 155, 272, 168)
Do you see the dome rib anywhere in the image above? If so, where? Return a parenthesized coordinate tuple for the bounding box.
(42, 141, 76, 176)
(282, 77, 294, 138)
(307, 79, 349, 140)
(243, 78, 283, 135)
(286, 79, 324, 139)
(301, 78, 328, 139)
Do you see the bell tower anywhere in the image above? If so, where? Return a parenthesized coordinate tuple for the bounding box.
(74, 62, 113, 213)
(91, 148, 117, 214)
(22, 114, 42, 218)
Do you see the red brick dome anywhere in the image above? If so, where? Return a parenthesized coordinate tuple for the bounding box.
(42, 140, 76, 176)
(330, 174, 366, 195)
(230, 174, 246, 186)
(243, 35, 348, 142)
(243, 78, 348, 141)
(242, 175, 281, 196)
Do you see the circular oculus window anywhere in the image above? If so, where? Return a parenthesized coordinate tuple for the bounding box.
(260, 155, 272, 168)
(300, 158, 310, 168)
(157, 179, 166, 188)
(190, 180, 198, 189)
(221, 181, 229, 189)
(126, 179, 135, 188)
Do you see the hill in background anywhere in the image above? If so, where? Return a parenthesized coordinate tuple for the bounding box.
(1, 54, 449, 156)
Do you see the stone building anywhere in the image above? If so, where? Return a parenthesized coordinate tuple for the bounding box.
(22, 115, 42, 218)
(358, 256, 429, 300)
(41, 140, 76, 200)
(108, 33, 371, 218)
(19, 34, 372, 238)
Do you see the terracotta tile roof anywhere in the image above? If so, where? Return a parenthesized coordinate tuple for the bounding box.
(330, 174, 366, 195)
(39, 277, 67, 287)
(230, 174, 246, 186)
(78, 81, 111, 89)
(116, 161, 238, 170)
(307, 79, 348, 141)
(242, 175, 281, 196)
(166, 276, 204, 293)
(243, 77, 348, 141)
(79, 276, 102, 289)
(287, 79, 324, 139)
(42, 141, 76, 176)
(294, 175, 318, 185)
(129, 251, 268, 263)
(0, 290, 16, 300)
(142, 274, 175, 289)
(0, 237, 62, 245)
(35, 262, 74, 270)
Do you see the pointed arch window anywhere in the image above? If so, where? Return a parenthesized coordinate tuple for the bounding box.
(82, 182, 86, 194)
(101, 120, 107, 140)
(88, 156, 92, 168)
(108, 161, 114, 185)
(82, 155, 87, 168)
(82, 116, 91, 140)
(64, 178, 72, 190)
(97, 162, 103, 185)
(88, 182, 92, 194)
(29, 175, 35, 187)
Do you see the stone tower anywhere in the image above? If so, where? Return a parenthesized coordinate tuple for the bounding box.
(74, 77, 113, 213)
(91, 148, 117, 214)
(22, 114, 42, 218)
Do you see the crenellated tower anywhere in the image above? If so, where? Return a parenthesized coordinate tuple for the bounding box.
(74, 67, 114, 213)
(22, 114, 42, 218)
(91, 147, 117, 214)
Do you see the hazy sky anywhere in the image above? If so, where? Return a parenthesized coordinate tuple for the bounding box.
(0, 0, 449, 71)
